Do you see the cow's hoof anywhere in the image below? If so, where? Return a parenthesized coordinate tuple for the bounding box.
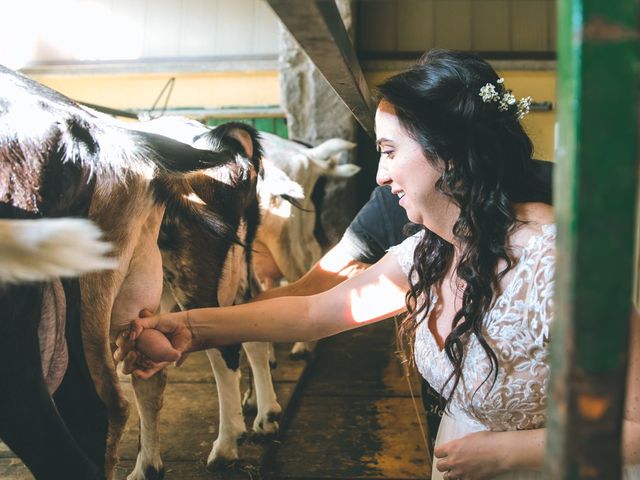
(144, 465, 165, 480)
(207, 439, 239, 471)
(206, 457, 237, 471)
(126, 464, 164, 480)
(253, 409, 281, 435)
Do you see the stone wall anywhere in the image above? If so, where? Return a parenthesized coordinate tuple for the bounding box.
(277, 0, 359, 248)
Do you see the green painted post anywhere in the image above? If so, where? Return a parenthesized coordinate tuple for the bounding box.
(546, 0, 638, 477)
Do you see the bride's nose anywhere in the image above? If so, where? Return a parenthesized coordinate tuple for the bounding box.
(376, 161, 391, 186)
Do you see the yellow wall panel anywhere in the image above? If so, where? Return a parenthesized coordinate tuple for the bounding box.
(30, 71, 281, 110)
(505, 70, 556, 162)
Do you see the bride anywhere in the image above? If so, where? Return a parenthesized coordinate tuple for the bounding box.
(115, 49, 640, 480)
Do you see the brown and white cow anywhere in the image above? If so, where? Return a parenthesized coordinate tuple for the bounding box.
(127, 117, 284, 477)
(252, 132, 359, 358)
(0, 65, 250, 480)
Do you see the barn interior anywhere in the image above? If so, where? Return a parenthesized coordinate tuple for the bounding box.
(0, 0, 637, 479)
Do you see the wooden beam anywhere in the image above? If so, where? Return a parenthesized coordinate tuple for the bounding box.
(546, 0, 638, 477)
(265, 0, 375, 138)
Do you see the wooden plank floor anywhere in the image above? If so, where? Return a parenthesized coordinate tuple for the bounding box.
(264, 321, 431, 480)
(0, 343, 308, 480)
(1, 321, 430, 479)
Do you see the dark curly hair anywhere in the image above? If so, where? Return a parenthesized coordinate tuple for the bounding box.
(376, 49, 535, 402)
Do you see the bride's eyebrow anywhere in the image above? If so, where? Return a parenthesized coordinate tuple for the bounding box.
(376, 138, 393, 146)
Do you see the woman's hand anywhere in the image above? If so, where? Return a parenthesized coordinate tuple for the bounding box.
(434, 431, 510, 480)
(114, 309, 194, 379)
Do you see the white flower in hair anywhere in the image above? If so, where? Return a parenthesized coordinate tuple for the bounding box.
(498, 92, 516, 112)
(479, 83, 499, 102)
(479, 78, 533, 120)
(516, 96, 533, 119)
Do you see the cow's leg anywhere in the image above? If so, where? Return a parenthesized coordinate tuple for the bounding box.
(0, 285, 104, 480)
(128, 370, 168, 480)
(243, 342, 278, 415)
(241, 369, 257, 414)
(124, 285, 174, 480)
(205, 345, 246, 469)
(268, 342, 278, 369)
(243, 345, 279, 413)
(242, 342, 281, 435)
(82, 275, 131, 480)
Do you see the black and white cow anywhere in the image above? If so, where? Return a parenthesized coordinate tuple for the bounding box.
(0, 65, 251, 480)
(126, 117, 283, 477)
(252, 132, 359, 358)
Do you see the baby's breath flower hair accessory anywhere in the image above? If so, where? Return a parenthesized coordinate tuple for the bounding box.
(479, 77, 532, 120)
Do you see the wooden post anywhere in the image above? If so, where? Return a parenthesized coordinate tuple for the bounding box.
(546, 0, 638, 477)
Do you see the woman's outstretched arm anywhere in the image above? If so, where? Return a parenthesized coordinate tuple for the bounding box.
(115, 252, 409, 378)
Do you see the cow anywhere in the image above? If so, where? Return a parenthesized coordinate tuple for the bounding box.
(0, 65, 251, 480)
(252, 132, 359, 358)
(126, 117, 285, 477)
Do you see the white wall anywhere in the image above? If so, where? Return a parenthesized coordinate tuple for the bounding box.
(0, 0, 280, 69)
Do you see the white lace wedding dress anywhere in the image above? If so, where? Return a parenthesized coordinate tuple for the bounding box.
(389, 224, 639, 479)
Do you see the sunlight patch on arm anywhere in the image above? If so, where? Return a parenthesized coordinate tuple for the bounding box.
(319, 247, 358, 274)
(349, 274, 406, 323)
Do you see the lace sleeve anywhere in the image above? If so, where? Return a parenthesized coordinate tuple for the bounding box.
(387, 230, 424, 276)
(527, 225, 556, 342)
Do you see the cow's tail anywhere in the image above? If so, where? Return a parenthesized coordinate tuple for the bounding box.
(138, 129, 242, 174)
(0, 218, 116, 283)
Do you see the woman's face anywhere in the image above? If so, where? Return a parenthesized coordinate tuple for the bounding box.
(375, 100, 456, 230)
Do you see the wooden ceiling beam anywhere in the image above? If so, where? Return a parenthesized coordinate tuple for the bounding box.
(266, 0, 375, 138)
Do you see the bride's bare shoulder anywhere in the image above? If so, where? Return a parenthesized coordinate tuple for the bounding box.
(509, 202, 555, 248)
(515, 202, 554, 226)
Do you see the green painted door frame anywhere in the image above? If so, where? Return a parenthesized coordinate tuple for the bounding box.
(546, 0, 638, 477)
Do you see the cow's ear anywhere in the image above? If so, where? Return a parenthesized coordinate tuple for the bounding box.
(227, 128, 254, 159)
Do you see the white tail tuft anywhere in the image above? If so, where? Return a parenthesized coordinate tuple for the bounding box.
(0, 218, 117, 283)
